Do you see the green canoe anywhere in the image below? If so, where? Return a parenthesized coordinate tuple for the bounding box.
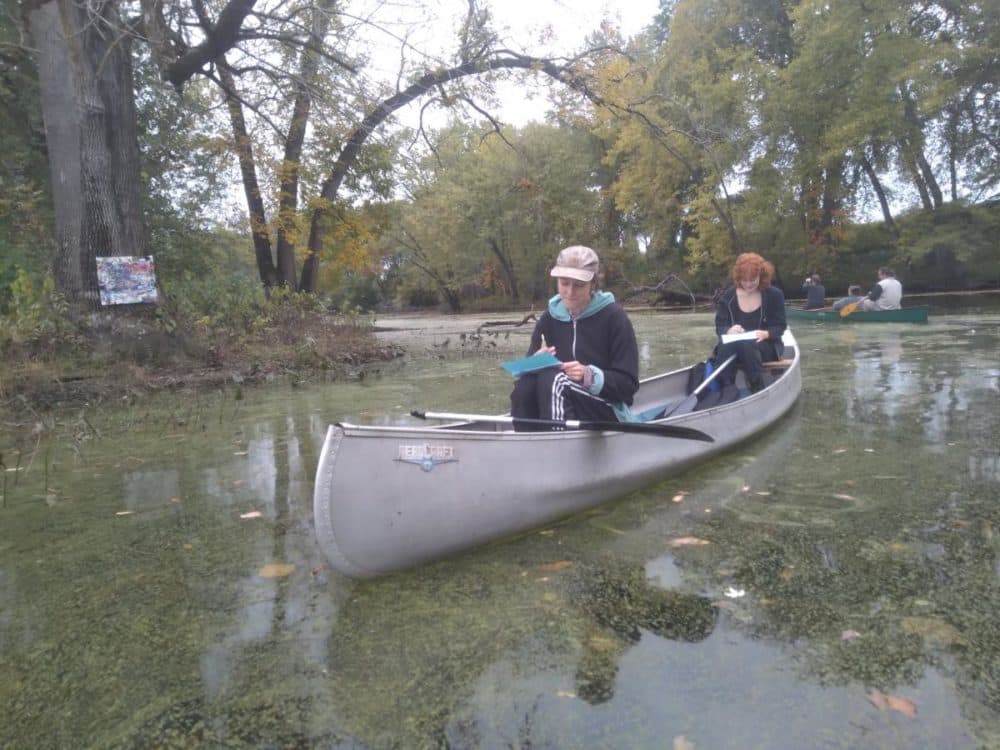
(786, 305, 929, 323)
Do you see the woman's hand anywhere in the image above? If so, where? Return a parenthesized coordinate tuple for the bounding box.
(560, 360, 588, 383)
(536, 334, 556, 356)
(755, 329, 770, 342)
(727, 325, 744, 334)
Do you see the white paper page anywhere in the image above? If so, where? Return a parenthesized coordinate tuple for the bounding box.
(721, 331, 759, 344)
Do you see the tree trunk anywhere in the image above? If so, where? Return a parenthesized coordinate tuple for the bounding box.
(916, 151, 943, 209)
(859, 153, 897, 236)
(900, 142, 933, 211)
(272, 0, 334, 291)
(899, 84, 942, 210)
(487, 237, 520, 303)
(219, 63, 278, 290)
(30, 0, 148, 309)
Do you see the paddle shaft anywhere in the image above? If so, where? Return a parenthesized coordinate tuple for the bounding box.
(410, 411, 714, 442)
(660, 354, 738, 418)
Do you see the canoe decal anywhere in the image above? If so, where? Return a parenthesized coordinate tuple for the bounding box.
(396, 443, 458, 472)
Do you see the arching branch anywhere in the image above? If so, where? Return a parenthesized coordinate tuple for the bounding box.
(299, 47, 626, 291)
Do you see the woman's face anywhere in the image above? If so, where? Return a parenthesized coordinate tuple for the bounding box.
(738, 273, 761, 291)
(557, 277, 593, 315)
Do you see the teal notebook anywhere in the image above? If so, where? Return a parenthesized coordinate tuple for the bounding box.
(500, 352, 561, 376)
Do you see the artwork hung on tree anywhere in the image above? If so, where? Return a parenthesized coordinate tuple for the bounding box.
(96, 256, 158, 305)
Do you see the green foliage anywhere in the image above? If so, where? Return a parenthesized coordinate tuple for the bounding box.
(383, 120, 621, 310)
(896, 204, 1000, 289)
(0, 269, 80, 352)
(167, 271, 266, 334)
(328, 271, 383, 313)
(0, 25, 55, 291)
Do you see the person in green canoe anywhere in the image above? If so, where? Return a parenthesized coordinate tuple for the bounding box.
(510, 245, 639, 430)
(858, 267, 903, 311)
(832, 285, 864, 311)
(801, 273, 826, 309)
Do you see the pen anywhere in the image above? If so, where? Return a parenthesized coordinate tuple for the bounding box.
(541, 334, 547, 349)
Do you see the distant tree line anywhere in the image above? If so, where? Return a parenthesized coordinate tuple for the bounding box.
(1, 0, 997, 324)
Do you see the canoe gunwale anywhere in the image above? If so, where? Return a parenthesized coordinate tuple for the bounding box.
(785, 305, 929, 323)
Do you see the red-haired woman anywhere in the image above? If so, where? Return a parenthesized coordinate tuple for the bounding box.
(713, 252, 787, 392)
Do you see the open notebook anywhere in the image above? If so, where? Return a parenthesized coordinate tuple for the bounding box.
(500, 352, 562, 377)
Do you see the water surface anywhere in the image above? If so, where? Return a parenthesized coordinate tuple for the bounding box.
(2, 298, 999, 748)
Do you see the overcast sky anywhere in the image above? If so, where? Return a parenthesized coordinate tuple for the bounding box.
(356, 0, 661, 127)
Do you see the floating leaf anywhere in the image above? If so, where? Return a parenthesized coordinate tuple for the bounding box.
(240, 510, 263, 519)
(885, 694, 918, 718)
(115, 510, 133, 516)
(668, 536, 710, 547)
(233, 451, 248, 456)
(556, 690, 576, 699)
(258, 563, 294, 578)
(673, 737, 696, 750)
(723, 587, 746, 598)
(867, 688, 917, 718)
(867, 688, 888, 711)
(537, 560, 573, 572)
(833, 448, 848, 454)
(671, 493, 686, 503)
(841, 629, 862, 640)
(832, 493, 856, 501)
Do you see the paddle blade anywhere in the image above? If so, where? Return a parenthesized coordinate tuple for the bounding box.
(581, 420, 714, 442)
(839, 301, 860, 317)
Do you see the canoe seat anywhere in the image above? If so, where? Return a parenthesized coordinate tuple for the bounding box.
(762, 359, 794, 368)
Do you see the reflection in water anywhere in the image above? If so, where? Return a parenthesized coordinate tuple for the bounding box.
(572, 562, 716, 704)
(968, 454, 1000, 483)
(1, 303, 999, 748)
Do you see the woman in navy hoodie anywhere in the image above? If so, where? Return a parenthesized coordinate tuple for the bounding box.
(714, 252, 786, 392)
(510, 246, 639, 429)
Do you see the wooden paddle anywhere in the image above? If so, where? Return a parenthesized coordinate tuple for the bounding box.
(410, 411, 714, 442)
(839, 300, 861, 317)
(659, 354, 738, 418)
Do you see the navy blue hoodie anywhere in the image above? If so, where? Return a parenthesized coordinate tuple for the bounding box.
(527, 291, 639, 408)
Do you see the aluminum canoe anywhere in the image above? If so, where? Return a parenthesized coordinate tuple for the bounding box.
(314, 331, 802, 578)
(786, 305, 929, 323)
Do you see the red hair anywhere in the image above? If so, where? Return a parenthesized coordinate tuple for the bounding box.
(731, 253, 774, 289)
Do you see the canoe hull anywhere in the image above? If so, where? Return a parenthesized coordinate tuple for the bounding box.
(314, 333, 802, 578)
(786, 305, 929, 323)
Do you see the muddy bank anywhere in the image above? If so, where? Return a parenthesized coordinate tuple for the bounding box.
(1, 313, 404, 419)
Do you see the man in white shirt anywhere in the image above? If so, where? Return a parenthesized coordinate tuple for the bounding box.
(859, 267, 903, 311)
